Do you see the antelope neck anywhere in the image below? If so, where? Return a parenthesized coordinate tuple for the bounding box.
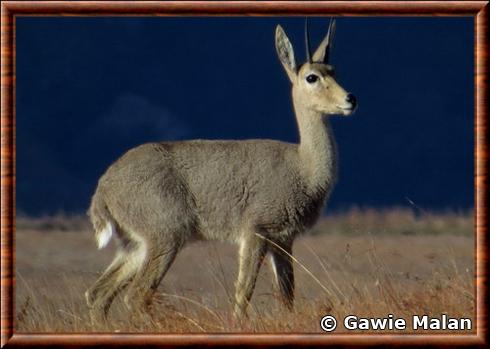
(293, 98, 337, 194)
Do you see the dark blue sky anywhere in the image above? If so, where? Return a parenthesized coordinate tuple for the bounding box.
(16, 17, 474, 216)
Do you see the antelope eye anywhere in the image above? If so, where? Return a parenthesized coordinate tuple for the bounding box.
(306, 74, 319, 84)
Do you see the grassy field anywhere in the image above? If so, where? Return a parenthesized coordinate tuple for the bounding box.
(15, 208, 475, 333)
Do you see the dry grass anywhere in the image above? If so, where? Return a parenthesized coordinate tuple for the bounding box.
(15, 208, 474, 333)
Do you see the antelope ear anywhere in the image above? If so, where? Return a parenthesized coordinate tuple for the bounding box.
(312, 19, 336, 63)
(275, 25, 297, 83)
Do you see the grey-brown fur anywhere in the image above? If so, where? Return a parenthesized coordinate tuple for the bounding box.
(85, 20, 356, 321)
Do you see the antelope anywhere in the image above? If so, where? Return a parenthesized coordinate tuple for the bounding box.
(85, 19, 357, 321)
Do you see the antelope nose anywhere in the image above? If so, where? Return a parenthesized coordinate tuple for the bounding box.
(346, 93, 357, 107)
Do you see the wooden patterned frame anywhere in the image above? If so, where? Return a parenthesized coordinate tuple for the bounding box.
(1, 1, 487, 347)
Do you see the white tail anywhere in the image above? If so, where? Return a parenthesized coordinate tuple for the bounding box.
(96, 221, 114, 249)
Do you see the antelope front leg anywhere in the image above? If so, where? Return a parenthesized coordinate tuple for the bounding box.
(270, 240, 295, 310)
(233, 234, 267, 318)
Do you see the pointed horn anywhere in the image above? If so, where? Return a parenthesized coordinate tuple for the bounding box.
(324, 18, 336, 63)
(312, 17, 336, 63)
(304, 18, 312, 63)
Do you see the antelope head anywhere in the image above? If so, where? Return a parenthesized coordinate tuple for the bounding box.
(275, 19, 357, 116)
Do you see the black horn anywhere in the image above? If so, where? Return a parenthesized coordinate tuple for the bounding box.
(323, 18, 336, 64)
(305, 18, 312, 63)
